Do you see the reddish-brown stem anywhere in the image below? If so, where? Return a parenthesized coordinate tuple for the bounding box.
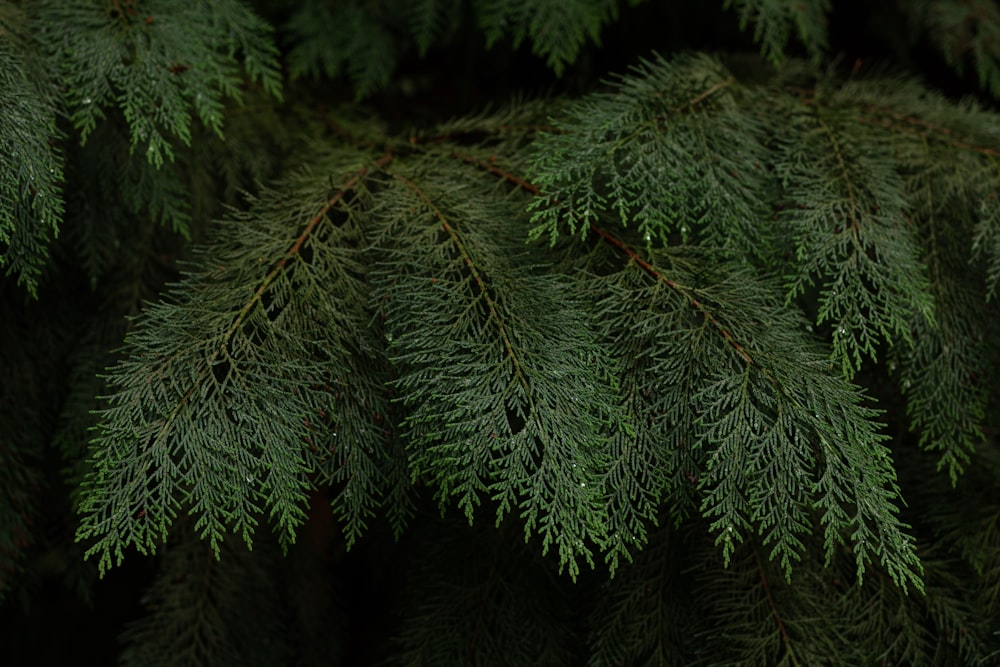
(790, 87, 1000, 158)
(152, 151, 394, 452)
(857, 105, 1000, 157)
(448, 150, 754, 366)
(588, 224, 754, 365)
(387, 168, 529, 390)
(224, 150, 394, 342)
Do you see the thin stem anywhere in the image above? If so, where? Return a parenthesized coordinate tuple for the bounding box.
(151, 151, 394, 452)
(386, 168, 533, 399)
(448, 150, 755, 365)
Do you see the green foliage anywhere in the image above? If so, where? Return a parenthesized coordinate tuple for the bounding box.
(286, 0, 627, 96)
(36, 0, 281, 169)
(285, 0, 399, 99)
(75, 147, 387, 572)
(472, 0, 622, 75)
(904, 0, 1000, 100)
(3, 1, 1000, 665)
(118, 533, 292, 667)
(73, 78, 943, 590)
(724, 0, 831, 65)
(1, 0, 280, 296)
(0, 35, 63, 294)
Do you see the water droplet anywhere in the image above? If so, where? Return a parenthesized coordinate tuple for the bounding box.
(245, 474, 254, 483)
(837, 326, 846, 335)
(580, 482, 586, 488)
(82, 97, 93, 105)
(644, 231, 651, 243)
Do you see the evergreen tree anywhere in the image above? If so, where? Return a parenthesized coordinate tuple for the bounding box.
(2, 0, 1000, 664)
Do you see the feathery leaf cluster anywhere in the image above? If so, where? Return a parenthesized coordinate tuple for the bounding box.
(0, 35, 63, 294)
(3, 2, 1000, 664)
(35, 0, 281, 169)
(75, 55, 975, 595)
(724, 0, 831, 65)
(1, 0, 280, 295)
(286, 0, 622, 97)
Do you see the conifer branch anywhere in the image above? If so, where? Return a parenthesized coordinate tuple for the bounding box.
(37, 0, 281, 168)
(857, 102, 1000, 158)
(75, 149, 401, 573)
(452, 119, 923, 585)
(7, 3, 1000, 663)
(0, 38, 63, 295)
(388, 168, 528, 395)
(228, 151, 393, 343)
(906, 0, 1000, 100)
(587, 223, 754, 365)
(372, 156, 616, 578)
